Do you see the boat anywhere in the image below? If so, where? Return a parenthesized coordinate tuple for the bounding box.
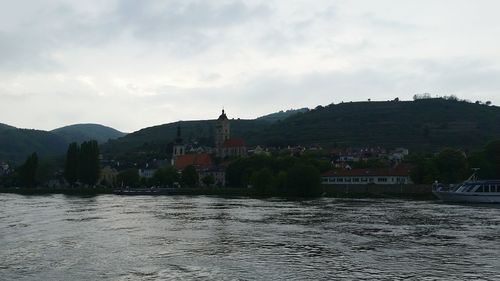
(432, 170, 500, 203)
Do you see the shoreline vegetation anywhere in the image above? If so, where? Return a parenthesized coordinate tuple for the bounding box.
(0, 184, 434, 200)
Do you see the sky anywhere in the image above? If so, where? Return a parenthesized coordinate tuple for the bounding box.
(1, 0, 500, 133)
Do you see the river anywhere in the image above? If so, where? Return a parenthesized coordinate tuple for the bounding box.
(1, 194, 499, 280)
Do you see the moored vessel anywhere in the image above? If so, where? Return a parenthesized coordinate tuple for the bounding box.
(432, 170, 500, 203)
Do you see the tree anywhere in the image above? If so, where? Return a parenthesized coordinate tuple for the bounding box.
(151, 166, 179, 187)
(410, 158, 439, 184)
(181, 165, 198, 187)
(79, 140, 100, 186)
(484, 140, 500, 178)
(19, 153, 38, 187)
(436, 148, 468, 183)
(286, 164, 321, 197)
(117, 169, 140, 187)
(64, 142, 79, 186)
(250, 168, 274, 196)
(201, 174, 215, 187)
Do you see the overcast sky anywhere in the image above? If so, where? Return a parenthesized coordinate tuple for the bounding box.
(1, 0, 500, 132)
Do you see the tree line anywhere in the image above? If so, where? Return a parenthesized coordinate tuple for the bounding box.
(115, 165, 201, 188)
(64, 140, 100, 186)
(225, 154, 331, 197)
(410, 140, 500, 184)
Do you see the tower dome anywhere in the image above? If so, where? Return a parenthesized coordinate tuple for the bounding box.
(218, 109, 228, 121)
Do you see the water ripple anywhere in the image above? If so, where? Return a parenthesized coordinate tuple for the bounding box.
(1, 194, 499, 280)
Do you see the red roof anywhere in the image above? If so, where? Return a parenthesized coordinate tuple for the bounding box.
(174, 153, 213, 171)
(322, 166, 411, 177)
(223, 138, 246, 148)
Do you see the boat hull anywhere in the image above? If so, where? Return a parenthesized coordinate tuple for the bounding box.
(433, 191, 500, 203)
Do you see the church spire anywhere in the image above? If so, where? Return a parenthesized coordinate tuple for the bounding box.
(175, 123, 183, 144)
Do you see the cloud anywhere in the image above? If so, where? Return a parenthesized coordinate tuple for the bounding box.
(1, 1, 500, 132)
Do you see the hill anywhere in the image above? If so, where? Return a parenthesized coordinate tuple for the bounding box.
(246, 99, 500, 150)
(0, 126, 68, 164)
(102, 99, 500, 161)
(100, 119, 270, 161)
(0, 123, 17, 131)
(52, 124, 126, 144)
(0, 123, 126, 164)
(257, 108, 309, 123)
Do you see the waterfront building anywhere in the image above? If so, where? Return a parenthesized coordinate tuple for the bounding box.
(321, 166, 413, 185)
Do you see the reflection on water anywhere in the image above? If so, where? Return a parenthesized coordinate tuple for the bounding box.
(1, 194, 500, 280)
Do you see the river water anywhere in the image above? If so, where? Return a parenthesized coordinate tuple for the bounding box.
(1, 194, 499, 280)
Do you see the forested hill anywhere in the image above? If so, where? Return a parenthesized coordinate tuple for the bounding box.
(100, 119, 270, 160)
(257, 108, 309, 123)
(0, 123, 126, 164)
(101, 98, 500, 161)
(245, 99, 500, 150)
(51, 124, 126, 144)
(0, 125, 68, 163)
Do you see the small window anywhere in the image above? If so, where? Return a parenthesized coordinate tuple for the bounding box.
(337, 178, 344, 182)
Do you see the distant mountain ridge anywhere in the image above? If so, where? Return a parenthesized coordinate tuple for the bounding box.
(0, 123, 126, 164)
(52, 123, 126, 144)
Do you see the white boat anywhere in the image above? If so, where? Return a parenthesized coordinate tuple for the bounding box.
(432, 171, 500, 203)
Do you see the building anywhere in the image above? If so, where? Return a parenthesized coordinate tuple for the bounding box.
(214, 109, 247, 158)
(199, 166, 226, 187)
(99, 166, 118, 186)
(174, 153, 214, 171)
(321, 166, 413, 185)
(215, 109, 230, 149)
(171, 124, 186, 165)
(1, 162, 10, 176)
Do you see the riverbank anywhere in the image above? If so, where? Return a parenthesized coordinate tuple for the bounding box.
(1, 184, 434, 199)
(322, 184, 434, 199)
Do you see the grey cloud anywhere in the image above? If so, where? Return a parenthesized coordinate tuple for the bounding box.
(0, 0, 273, 70)
(113, 0, 271, 55)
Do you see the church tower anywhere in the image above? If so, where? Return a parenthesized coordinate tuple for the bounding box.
(172, 124, 185, 162)
(215, 109, 230, 154)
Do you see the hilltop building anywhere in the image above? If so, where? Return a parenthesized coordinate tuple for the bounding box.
(214, 109, 247, 158)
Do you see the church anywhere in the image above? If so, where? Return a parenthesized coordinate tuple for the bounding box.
(214, 109, 247, 158)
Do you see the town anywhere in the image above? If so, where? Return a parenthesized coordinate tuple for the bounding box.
(2, 106, 498, 198)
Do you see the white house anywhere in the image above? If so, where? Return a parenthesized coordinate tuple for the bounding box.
(322, 166, 413, 185)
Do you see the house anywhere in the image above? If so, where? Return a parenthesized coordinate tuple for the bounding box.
(388, 147, 409, 164)
(174, 153, 214, 171)
(100, 166, 119, 186)
(321, 166, 413, 185)
(219, 138, 247, 158)
(174, 153, 229, 187)
(138, 168, 156, 179)
(1, 162, 10, 176)
(199, 166, 226, 187)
